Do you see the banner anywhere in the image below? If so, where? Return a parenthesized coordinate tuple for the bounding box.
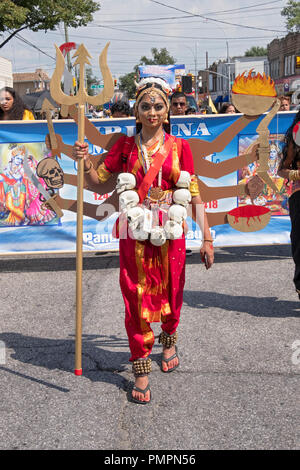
(0, 112, 296, 254)
(138, 64, 185, 89)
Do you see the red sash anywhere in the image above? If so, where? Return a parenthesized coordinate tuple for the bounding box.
(137, 135, 175, 203)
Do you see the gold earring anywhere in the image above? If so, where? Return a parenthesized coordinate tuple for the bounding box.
(135, 112, 141, 123)
(164, 114, 169, 123)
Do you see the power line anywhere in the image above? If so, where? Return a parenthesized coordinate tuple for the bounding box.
(96, 23, 285, 41)
(14, 33, 56, 61)
(147, 0, 286, 33)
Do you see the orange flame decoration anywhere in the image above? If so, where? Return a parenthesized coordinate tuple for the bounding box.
(232, 69, 276, 97)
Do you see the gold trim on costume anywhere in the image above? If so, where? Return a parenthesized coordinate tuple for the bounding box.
(96, 162, 112, 183)
(190, 175, 200, 197)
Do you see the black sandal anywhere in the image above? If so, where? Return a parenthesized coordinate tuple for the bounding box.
(131, 383, 151, 404)
(131, 358, 152, 404)
(159, 331, 179, 373)
(161, 345, 179, 373)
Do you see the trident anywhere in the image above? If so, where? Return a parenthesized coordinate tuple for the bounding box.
(50, 43, 114, 376)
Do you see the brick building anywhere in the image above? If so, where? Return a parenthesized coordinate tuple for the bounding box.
(268, 32, 300, 97)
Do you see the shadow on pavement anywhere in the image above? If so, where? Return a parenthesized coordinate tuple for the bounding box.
(184, 290, 300, 318)
(0, 244, 292, 273)
(0, 332, 132, 393)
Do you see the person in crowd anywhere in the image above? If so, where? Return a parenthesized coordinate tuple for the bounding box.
(111, 101, 130, 118)
(279, 95, 291, 112)
(0, 87, 35, 121)
(72, 77, 214, 404)
(186, 107, 196, 115)
(170, 91, 187, 116)
(277, 110, 300, 298)
(219, 103, 237, 114)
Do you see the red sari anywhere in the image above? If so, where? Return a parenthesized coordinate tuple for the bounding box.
(99, 133, 197, 361)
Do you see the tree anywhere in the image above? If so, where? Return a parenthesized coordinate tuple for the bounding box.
(281, 0, 300, 32)
(119, 72, 137, 100)
(119, 48, 176, 99)
(244, 46, 268, 57)
(139, 47, 176, 66)
(85, 67, 100, 96)
(0, 0, 101, 48)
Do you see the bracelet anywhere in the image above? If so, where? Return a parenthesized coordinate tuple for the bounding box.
(288, 170, 300, 181)
(203, 239, 213, 243)
(84, 160, 93, 174)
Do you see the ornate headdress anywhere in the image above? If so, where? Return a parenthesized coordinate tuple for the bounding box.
(135, 77, 171, 110)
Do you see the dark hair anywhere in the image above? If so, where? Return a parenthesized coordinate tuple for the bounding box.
(219, 102, 236, 114)
(0, 87, 30, 120)
(279, 109, 300, 170)
(111, 101, 130, 116)
(279, 95, 291, 103)
(170, 91, 186, 103)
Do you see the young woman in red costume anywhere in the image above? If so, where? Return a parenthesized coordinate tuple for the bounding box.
(73, 77, 214, 404)
(278, 110, 300, 298)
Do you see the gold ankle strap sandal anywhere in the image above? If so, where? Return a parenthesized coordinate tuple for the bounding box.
(158, 330, 178, 348)
(132, 357, 152, 377)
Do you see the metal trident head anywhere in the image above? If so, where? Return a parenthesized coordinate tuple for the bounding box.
(50, 43, 114, 107)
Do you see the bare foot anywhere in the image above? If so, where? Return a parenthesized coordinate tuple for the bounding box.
(161, 345, 179, 372)
(132, 375, 151, 403)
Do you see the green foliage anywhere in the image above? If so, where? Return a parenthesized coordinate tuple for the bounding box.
(86, 67, 100, 96)
(0, 0, 100, 38)
(244, 46, 268, 57)
(281, 0, 300, 32)
(119, 72, 137, 100)
(139, 47, 176, 66)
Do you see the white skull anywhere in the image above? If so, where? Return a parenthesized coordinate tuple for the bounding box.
(176, 171, 191, 188)
(127, 206, 145, 231)
(150, 227, 166, 246)
(173, 188, 192, 207)
(119, 190, 139, 212)
(131, 226, 149, 241)
(116, 173, 136, 194)
(168, 204, 187, 224)
(164, 220, 183, 240)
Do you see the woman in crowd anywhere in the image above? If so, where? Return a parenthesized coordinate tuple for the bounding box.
(277, 110, 300, 298)
(72, 77, 214, 404)
(0, 87, 35, 121)
(219, 103, 237, 114)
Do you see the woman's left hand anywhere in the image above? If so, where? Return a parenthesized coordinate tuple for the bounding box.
(200, 241, 214, 269)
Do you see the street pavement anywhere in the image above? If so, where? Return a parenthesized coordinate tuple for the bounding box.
(0, 244, 299, 451)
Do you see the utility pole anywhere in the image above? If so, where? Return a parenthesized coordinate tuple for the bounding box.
(64, 23, 72, 73)
(206, 51, 209, 95)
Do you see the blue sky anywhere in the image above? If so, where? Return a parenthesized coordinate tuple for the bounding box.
(0, 0, 289, 80)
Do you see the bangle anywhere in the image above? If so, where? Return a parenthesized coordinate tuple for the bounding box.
(203, 239, 213, 243)
(84, 160, 93, 174)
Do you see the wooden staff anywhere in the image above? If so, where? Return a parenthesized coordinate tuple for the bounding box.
(50, 43, 114, 375)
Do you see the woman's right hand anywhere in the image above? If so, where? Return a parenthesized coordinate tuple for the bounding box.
(72, 140, 89, 162)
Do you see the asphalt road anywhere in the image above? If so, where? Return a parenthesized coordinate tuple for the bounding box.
(0, 244, 299, 451)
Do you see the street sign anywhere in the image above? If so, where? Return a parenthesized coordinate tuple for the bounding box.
(91, 84, 104, 89)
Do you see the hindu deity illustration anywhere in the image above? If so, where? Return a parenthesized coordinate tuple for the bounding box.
(0, 143, 59, 226)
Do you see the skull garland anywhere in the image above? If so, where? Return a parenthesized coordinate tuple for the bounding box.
(36, 158, 64, 190)
(116, 170, 192, 245)
(116, 173, 136, 194)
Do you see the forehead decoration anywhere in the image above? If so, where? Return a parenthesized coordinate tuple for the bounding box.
(136, 78, 171, 110)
